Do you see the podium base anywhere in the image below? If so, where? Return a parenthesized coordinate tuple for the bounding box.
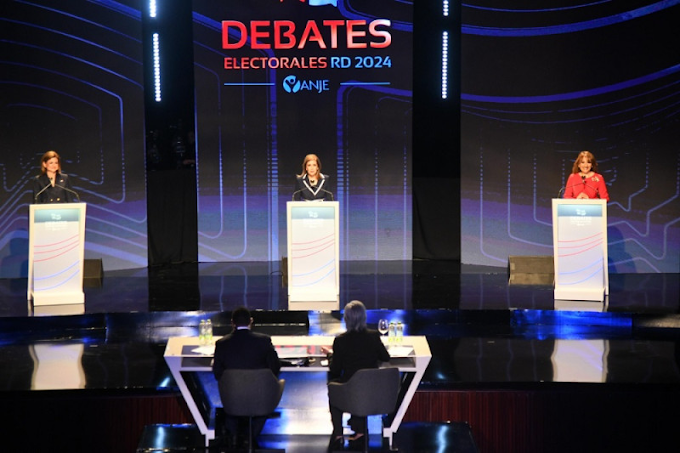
(554, 287, 605, 302)
(31, 304, 85, 316)
(288, 291, 339, 311)
(31, 291, 85, 306)
(288, 298, 339, 312)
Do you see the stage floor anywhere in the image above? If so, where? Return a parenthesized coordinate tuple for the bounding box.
(1, 261, 679, 391)
(1, 261, 679, 452)
(2, 260, 679, 316)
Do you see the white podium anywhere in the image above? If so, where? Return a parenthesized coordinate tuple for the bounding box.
(286, 201, 339, 302)
(27, 203, 87, 306)
(552, 199, 608, 301)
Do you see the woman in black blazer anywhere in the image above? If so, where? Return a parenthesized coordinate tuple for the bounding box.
(293, 153, 333, 201)
(327, 300, 390, 449)
(32, 150, 77, 203)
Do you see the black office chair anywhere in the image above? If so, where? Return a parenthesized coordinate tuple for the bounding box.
(218, 369, 285, 453)
(328, 367, 401, 452)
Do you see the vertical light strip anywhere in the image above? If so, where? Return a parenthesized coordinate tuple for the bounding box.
(443, 0, 449, 17)
(153, 33, 161, 102)
(149, 0, 157, 18)
(441, 31, 449, 99)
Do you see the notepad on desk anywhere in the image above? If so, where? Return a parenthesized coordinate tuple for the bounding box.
(276, 346, 309, 359)
(275, 344, 328, 359)
(387, 346, 414, 357)
(190, 345, 215, 355)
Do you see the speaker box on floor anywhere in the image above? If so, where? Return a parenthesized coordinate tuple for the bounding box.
(84, 258, 103, 287)
(508, 255, 554, 285)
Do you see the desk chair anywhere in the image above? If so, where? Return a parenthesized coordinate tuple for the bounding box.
(218, 369, 285, 453)
(328, 367, 400, 452)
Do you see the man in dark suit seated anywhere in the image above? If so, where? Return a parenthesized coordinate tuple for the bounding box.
(212, 307, 281, 448)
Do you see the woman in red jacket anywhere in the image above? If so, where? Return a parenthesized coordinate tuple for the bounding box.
(564, 150, 610, 201)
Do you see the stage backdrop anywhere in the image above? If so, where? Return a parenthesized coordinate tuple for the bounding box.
(460, 1, 680, 273)
(0, 0, 148, 278)
(192, 0, 413, 262)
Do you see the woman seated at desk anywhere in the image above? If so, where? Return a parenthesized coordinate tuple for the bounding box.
(326, 300, 390, 449)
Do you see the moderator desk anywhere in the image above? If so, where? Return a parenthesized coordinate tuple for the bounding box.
(164, 335, 431, 446)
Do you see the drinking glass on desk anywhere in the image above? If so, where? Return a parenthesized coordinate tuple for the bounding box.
(378, 319, 389, 337)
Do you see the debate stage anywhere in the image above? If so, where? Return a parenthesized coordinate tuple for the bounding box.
(1, 260, 679, 453)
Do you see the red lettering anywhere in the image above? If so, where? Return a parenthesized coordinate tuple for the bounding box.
(250, 21, 270, 49)
(274, 21, 296, 49)
(346, 20, 367, 49)
(222, 19, 392, 51)
(222, 21, 247, 49)
(369, 19, 391, 48)
(323, 20, 344, 49)
(298, 20, 326, 49)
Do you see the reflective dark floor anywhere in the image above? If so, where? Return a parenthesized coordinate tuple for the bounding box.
(137, 421, 479, 453)
(1, 261, 679, 452)
(2, 261, 679, 316)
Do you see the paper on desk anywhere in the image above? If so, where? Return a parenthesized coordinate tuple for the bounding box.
(388, 346, 413, 357)
(191, 345, 215, 355)
(277, 346, 309, 359)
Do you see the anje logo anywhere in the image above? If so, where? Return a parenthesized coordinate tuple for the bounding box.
(282, 75, 330, 93)
(283, 75, 302, 93)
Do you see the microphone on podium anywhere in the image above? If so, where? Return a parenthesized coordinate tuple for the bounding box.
(558, 180, 600, 199)
(55, 183, 81, 202)
(557, 180, 584, 198)
(320, 188, 334, 201)
(34, 181, 52, 203)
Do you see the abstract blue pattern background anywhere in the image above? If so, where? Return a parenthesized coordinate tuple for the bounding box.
(460, 1, 680, 273)
(192, 0, 413, 263)
(0, 0, 148, 277)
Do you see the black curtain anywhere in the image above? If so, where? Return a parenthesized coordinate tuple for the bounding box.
(147, 169, 197, 265)
(411, 2, 461, 260)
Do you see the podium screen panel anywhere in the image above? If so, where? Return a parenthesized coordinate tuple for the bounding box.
(555, 204, 604, 288)
(29, 204, 86, 305)
(553, 200, 608, 301)
(288, 202, 339, 300)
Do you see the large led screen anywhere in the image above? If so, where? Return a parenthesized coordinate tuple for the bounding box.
(461, 1, 680, 273)
(193, 0, 413, 262)
(0, 0, 147, 277)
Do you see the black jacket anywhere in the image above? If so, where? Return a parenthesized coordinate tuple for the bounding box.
(329, 329, 390, 382)
(212, 328, 281, 381)
(293, 174, 333, 201)
(32, 173, 77, 204)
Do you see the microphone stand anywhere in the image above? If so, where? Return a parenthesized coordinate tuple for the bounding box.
(55, 184, 81, 202)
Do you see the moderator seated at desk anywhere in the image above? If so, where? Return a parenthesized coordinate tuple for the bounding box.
(164, 335, 431, 446)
